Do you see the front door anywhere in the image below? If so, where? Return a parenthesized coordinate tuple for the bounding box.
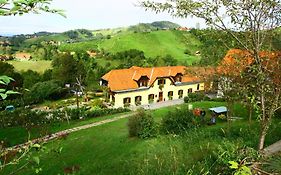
(159, 92, 163, 102)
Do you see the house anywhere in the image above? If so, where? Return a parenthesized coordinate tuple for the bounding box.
(176, 27, 192, 31)
(216, 49, 281, 97)
(14, 52, 32, 60)
(101, 66, 205, 108)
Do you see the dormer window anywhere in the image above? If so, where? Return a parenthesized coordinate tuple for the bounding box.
(139, 80, 148, 87)
(174, 73, 183, 82)
(138, 76, 149, 87)
(175, 76, 182, 82)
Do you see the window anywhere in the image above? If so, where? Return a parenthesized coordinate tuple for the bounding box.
(123, 97, 131, 105)
(197, 84, 200, 90)
(168, 91, 173, 100)
(148, 94, 154, 103)
(158, 79, 166, 85)
(175, 75, 182, 82)
(135, 96, 142, 106)
(188, 88, 193, 93)
(139, 81, 148, 87)
(178, 90, 183, 99)
(138, 76, 149, 87)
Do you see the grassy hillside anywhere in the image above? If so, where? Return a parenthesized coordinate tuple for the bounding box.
(24, 34, 69, 45)
(100, 30, 201, 64)
(7, 60, 52, 73)
(60, 30, 202, 65)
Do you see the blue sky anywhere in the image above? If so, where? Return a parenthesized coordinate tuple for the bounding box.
(0, 0, 205, 35)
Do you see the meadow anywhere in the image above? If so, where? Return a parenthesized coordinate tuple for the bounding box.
(7, 60, 52, 73)
(2, 101, 281, 174)
(60, 30, 202, 65)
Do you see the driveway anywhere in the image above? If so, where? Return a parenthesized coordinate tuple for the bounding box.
(131, 99, 184, 110)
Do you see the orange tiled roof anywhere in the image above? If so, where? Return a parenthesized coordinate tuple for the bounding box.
(102, 66, 201, 91)
(14, 52, 31, 60)
(217, 49, 281, 76)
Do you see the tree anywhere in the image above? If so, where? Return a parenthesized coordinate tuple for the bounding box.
(0, 0, 64, 16)
(141, 0, 281, 150)
(52, 53, 86, 84)
(22, 70, 41, 89)
(0, 0, 63, 173)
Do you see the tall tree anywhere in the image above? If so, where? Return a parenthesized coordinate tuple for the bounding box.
(141, 0, 281, 150)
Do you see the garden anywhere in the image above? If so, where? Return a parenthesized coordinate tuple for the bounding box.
(1, 101, 280, 175)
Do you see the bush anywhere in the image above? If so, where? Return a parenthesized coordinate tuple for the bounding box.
(128, 109, 157, 139)
(184, 96, 189, 103)
(0, 98, 24, 110)
(184, 49, 192, 55)
(25, 80, 67, 104)
(211, 141, 260, 174)
(0, 107, 130, 128)
(211, 97, 226, 102)
(188, 92, 206, 102)
(161, 108, 198, 134)
(86, 108, 130, 118)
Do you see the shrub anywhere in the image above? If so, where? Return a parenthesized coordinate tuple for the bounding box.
(211, 97, 226, 102)
(0, 107, 130, 128)
(188, 92, 206, 102)
(161, 108, 198, 134)
(211, 141, 260, 174)
(184, 49, 191, 55)
(25, 80, 67, 104)
(184, 96, 189, 103)
(86, 108, 130, 118)
(128, 109, 157, 139)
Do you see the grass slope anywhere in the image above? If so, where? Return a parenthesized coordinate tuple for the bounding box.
(60, 30, 202, 65)
(7, 60, 52, 73)
(3, 102, 281, 174)
(100, 30, 201, 64)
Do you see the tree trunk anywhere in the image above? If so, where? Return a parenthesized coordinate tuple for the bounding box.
(249, 103, 252, 124)
(258, 123, 268, 150)
(258, 92, 267, 151)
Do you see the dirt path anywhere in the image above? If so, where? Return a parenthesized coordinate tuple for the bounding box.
(263, 140, 281, 156)
(6, 113, 134, 151)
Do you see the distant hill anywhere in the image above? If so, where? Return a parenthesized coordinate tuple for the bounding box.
(5, 21, 203, 64)
(59, 30, 202, 65)
(151, 21, 181, 29)
(128, 21, 181, 33)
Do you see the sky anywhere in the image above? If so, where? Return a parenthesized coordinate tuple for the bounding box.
(0, 0, 205, 36)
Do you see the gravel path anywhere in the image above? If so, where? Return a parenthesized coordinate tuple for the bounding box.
(136, 99, 184, 110)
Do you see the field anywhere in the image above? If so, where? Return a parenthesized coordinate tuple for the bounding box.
(7, 60, 52, 73)
(2, 101, 281, 174)
(60, 30, 202, 65)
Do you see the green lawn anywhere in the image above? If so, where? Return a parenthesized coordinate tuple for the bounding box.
(0, 112, 131, 147)
(7, 60, 52, 73)
(1, 101, 281, 175)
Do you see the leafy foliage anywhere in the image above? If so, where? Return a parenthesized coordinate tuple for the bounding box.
(161, 107, 198, 134)
(128, 109, 157, 139)
(0, 0, 64, 16)
(0, 107, 130, 128)
(0, 76, 19, 100)
(52, 53, 86, 84)
(24, 80, 67, 104)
